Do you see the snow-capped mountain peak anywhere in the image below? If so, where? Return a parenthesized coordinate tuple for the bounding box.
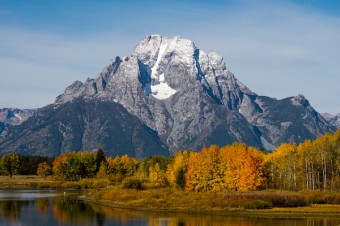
(22, 34, 333, 156)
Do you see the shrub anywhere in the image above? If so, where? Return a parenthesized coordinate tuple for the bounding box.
(244, 200, 272, 209)
(78, 178, 110, 189)
(93, 179, 110, 188)
(79, 179, 94, 189)
(122, 177, 145, 190)
(303, 191, 340, 204)
(29, 182, 38, 188)
(221, 191, 308, 208)
(61, 181, 81, 190)
(267, 193, 307, 207)
(303, 191, 325, 204)
(37, 183, 51, 189)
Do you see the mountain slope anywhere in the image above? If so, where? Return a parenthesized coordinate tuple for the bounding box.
(239, 94, 332, 149)
(0, 122, 5, 135)
(0, 108, 35, 126)
(322, 113, 340, 128)
(0, 34, 335, 157)
(0, 99, 169, 158)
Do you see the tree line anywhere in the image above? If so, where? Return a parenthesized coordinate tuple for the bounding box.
(0, 154, 53, 178)
(1, 129, 340, 192)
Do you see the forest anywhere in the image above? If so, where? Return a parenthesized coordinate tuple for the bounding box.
(1, 128, 340, 192)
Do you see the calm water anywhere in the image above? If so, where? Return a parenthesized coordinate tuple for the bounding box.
(0, 190, 340, 226)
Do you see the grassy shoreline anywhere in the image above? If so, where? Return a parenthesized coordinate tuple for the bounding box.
(83, 185, 340, 218)
(2, 175, 340, 218)
(0, 175, 62, 189)
(83, 198, 340, 218)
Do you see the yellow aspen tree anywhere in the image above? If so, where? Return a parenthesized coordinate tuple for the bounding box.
(166, 150, 189, 188)
(185, 152, 201, 191)
(238, 146, 265, 191)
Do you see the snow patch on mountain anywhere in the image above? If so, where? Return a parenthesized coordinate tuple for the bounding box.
(150, 74, 177, 99)
(151, 42, 168, 79)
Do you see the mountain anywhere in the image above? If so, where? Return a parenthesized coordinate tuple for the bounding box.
(0, 108, 35, 135)
(0, 99, 168, 158)
(0, 108, 35, 126)
(0, 34, 335, 157)
(321, 113, 340, 128)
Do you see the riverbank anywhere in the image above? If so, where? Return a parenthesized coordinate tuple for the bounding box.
(83, 186, 340, 218)
(2, 176, 340, 218)
(0, 175, 61, 189)
(0, 176, 110, 190)
(84, 198, 340, 218)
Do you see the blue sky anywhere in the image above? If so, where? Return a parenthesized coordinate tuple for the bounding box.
(1, 0, 340, 114)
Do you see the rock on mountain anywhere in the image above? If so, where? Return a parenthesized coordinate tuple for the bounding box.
(0, 122, 5, 135)
(0, 108, 35, 126)
(0, 34, 335, 157)
(322, 113, 340, 128)
(0, 108, 35, 135)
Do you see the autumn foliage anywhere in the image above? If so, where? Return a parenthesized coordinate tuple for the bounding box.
(185, 144, 265, 192)
(2, 128, 339, 192)
(44, 129, 340, 192)
(52, 152, 97, 181)
(37, 162, 52, 178)
(266, 130, 340, 191)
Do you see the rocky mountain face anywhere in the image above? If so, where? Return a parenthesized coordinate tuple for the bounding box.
(0, 99, 168, 158)
(0, 108, 35, 135)
(0, 35, 336, 157)
(0, 108, 35, 126)
(0, 122, 5, 135)
(321, 113, 340, 128)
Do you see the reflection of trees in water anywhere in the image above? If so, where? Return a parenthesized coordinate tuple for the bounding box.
(37, 198, 50, 214)
(95, 212, 106, 226)
(147, 216, 340, 226)
(89, 203, 145, 225)
(147, 216, 306, 226)
(0, 200, 31, 222)
(52, 196, 106, 226)
(305, 218, 340, 226)
(2, 196, 340, 226)
(86, 203, 340, 226)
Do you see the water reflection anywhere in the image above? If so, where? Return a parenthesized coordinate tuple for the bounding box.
(88, 203, 340, 226)
(0, 190, 340, 226)
(52, 196, 100, 225)
(0, 199, 30, 222)
(37, 198, 49, 214)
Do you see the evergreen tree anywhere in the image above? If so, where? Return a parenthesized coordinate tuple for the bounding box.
(95, 149, 106, 173)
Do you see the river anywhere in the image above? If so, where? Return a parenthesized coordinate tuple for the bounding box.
(0, 190, 340, 226)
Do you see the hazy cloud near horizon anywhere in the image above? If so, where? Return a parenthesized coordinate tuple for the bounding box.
(0, 1, 339, 114)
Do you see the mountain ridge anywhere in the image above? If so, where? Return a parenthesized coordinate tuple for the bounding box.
(0, 108, 35, 126)
(0, 34, 335, 157)
(322, 113, 340, 128)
